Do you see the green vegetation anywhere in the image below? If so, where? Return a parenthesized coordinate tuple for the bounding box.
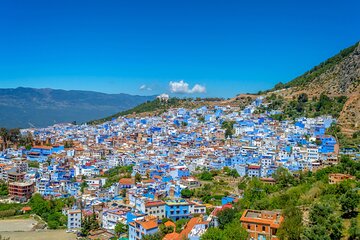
(0, 181, 8, 196)
(0, 202, 24, 218)
(261, 93, 347, 121)
(81, 213, 99, 236)
(198, 170, 214, 181)
(0, 128, 33, 149)
(327, 123, 360, 150)
(28, 161, 39, 168)
(271, 42, 358, 90)
(101, 165, 133, 188)
(115, 222, 128, 237)
(141, 219, 184, 240)
(28, 193, 75, 229)
(227, 155, 360, 239)
(180, 188, 194, 198)
(80, 181, 88, 194)
(175, 218, 189, 233)
(221, 121, 235, 138)
(200, 209, 248, 240)
(223, 167, 240, 178)
(88, 98, 183, 125)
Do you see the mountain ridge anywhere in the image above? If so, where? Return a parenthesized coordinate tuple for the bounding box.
(0, 87, 155, 128)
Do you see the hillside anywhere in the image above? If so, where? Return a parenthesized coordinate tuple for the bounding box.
(267, 41, 360, 134)
(0, 87, 154, 128)
(88, 94, 256, 125)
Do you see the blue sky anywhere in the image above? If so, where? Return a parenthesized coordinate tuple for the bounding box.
(0, 0, 359, 97)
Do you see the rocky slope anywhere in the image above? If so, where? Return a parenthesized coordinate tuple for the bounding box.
(270, 42, 360, 133)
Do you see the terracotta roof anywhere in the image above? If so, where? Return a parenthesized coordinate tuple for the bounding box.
(164, 221, 176, 229)
(240, 209, 284, 229)
(211, 203, 232, 216)
(145, 201, 165, 207)
(163, 232, 180, 240)
(21, 206, 32, 211)
(176, 217, 203, 240)
(142, 179, 156, 183)
(32, 145, 52, 150)
(119, 178, 134, 185)
(137, 219, 158, 230)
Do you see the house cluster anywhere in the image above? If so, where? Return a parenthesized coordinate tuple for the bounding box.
(0, 97, 345, 239)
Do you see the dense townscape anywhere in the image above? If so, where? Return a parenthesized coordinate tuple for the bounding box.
(0, 97, 359, 240)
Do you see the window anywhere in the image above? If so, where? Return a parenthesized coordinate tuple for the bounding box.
(248, 224, 250, 229)
(262, 226, 266, 231)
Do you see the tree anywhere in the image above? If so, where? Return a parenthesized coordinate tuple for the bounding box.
(142, 232, 164, 240)
(223, 220, 248, 239)
(199, 171, 213, 181)
(227, 169, 239, 178)
(121, 188, 127, 198)
(340, 190, 360, 217)
(80, 181, 88, 194)
(298, 93, 308, 103)
(135, 173, 142, 183)
(115, 222, 127, 237)
(349, 218, 360, 240)
(217, 208, 236, 229)
(181, 188, 194, 198)
(272, 167, 295, 188)
(29, 193, 50, 216)
(302, 202, 343, 240)
(81, 214, 99, 236)
(159, 224, 174, 235)
(175, 218, 189, 233)
(0, 181, 8, 196)
(200, 227, 224, 240)
(278, 205, 303, 240)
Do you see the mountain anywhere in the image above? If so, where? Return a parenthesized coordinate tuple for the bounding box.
(0, 87, 155, 128)
(268, 41, 360, 134)
(88, 95, 256, 125)
(87, 42, 359, 136)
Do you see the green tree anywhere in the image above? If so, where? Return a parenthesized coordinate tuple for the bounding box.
(302, 202, 343, 240)
(181, 188, 194, 198)
(121, 188, 127, 198)
(340, 190, 360, 217)
(349, 218, 360, 240)
(272, 167, 295, 188)
(217, 208, 236, 229)
(142, 232, 164, 240)
(223, 220, 248, 240)
(80, 181, 88, 194)
(114, 222, 128, 237)
(200, 227, 224, 240)
(298, 93, 308, 103)
(175, 218, 189, 233)
(0, 181, 8, 196)
(199, 171, 213, 181)
(135, 173, 142, 183)
(278, 205, 303, 240)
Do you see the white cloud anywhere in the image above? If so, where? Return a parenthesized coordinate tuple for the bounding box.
(139, 84, 152, 91)
(169, 80, 206, 94)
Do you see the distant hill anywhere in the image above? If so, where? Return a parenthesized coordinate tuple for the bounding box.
(267, 41, 360, 134)
(0, 87, 155, 128)
(88, 95, 256, 125)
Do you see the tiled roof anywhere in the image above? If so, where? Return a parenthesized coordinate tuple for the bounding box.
(119, 178, 134, 185)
